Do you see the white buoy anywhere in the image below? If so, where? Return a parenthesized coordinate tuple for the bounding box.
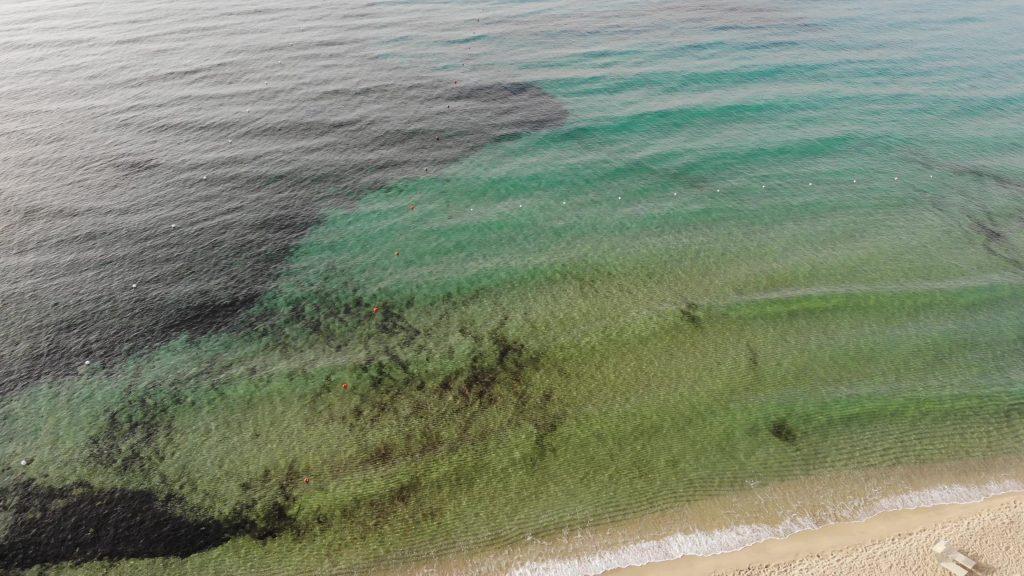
(808, 182, 813, 186)
(20, 459, 27, 466)
(853, 179, 857, 183)
(894, 177, 899, 181)
(716, 189, 720, 192)
(469, 208, 474, 211)
(672, 192, 677, 196)
(519, 204, 523, 208)
(617, 196, 621, 200)
(561, 201, 566, 205)
(84, 360, 90, 366)
(171, 224, 177, 228)
(131, 283, 137, 288)
(762, 185, 766, 189)
(229, 139, 233, 143)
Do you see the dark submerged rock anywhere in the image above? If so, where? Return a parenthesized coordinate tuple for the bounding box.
(770, 419, 797, 443)
(0, 479, 230, 569)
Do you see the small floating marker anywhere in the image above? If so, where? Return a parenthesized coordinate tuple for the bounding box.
(617, 196, 622, 200)
(372, 306, 380, 314)
(561, 201, 566, 205)
(469, 207, 474, 211)
(519, 204, 523, 208)
(171, 223, 178, 228)
(853, 179, 857, 183)
(131, 283, 137, 289)
(409, 204, 415, 211)
(84, 360, 91, 366)
(228, 139, 232, 143)
(930, 175, 934, 178)
(202, 176, 207, 180)
(762, 184, 766, 189)
(342, 383, 349, 391)
(394, 250, 400, 256)
(894, 176, 899, 181)
(303, 477, 311, 484)
(20, 459, 28, 466)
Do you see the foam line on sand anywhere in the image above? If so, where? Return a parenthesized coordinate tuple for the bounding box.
(606, 492, 1024, 575)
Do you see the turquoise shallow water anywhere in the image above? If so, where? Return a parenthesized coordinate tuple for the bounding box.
(1, 0, 1023, 573)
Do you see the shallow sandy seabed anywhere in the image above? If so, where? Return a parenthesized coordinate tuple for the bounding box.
(611, 493, 1024, 576)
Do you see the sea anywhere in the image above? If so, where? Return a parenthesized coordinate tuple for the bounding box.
(1, 0, 1023, 574)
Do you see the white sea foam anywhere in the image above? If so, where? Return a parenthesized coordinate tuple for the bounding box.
(506, 480, 1024, 576)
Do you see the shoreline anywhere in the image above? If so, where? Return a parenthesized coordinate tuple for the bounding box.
(382, 459, 1024, 576)
(605, 492, 1024, 575)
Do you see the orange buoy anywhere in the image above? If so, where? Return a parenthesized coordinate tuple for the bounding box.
(342, 383, 349, 391)
(372, 306, 380, 314)
(303, 477, 311, 484)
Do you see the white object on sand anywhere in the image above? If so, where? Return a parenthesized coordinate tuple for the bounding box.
(939, 561, 968, 576)
(934, 540, 977, 570)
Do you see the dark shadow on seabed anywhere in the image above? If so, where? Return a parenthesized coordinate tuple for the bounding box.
(0, 478, 230, 570)
(0, 80, 567, 393)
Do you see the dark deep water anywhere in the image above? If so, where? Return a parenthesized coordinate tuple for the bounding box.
(0, 1, 565, 391)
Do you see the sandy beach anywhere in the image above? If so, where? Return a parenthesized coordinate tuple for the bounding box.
(608, 493, 1024, 576)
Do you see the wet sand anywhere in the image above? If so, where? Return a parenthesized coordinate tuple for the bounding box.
(608, 493, 1024, 576)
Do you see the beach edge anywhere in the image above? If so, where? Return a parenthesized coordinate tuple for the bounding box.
(605, 492, 1024, 575)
